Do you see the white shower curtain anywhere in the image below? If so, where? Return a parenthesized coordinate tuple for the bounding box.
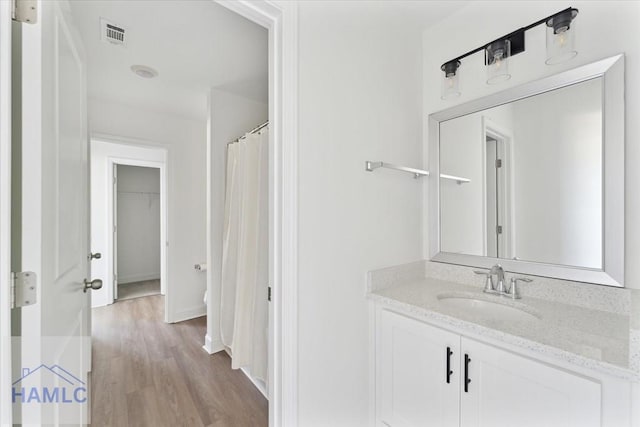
(220, 127, 269, 384)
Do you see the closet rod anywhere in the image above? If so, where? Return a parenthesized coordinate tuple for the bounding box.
(228, 121, 269, 145)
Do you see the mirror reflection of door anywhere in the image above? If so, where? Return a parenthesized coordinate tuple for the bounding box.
(484, 127, 512, 260)
(486, 136, 499, 258)
(483, 117, 516, 258)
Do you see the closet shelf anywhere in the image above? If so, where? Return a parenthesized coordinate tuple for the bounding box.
(365, 161, 470, 184)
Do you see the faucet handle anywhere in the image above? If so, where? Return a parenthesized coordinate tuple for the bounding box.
(474, 270, 494, 293)
(508, 277, 532, 299)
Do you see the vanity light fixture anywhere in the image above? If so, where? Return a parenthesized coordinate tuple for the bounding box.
(441, 60, 461, 99)
(486, 39, 511, 84)
(546, 8, 579, 65)
(440, 7, 579, 98)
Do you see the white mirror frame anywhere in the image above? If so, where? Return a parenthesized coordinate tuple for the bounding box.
(428, 54, 625, 287)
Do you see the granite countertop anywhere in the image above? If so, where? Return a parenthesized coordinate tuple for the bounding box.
(368, 274, 638, 382)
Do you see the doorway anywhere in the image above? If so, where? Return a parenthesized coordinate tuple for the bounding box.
(82, 0, 272, 419)
(114, 164, 162, 301)
(1, 1, 298, 425)
(89, 138, 168, 317)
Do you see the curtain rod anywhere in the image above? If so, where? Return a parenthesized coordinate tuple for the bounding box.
(228, 121, 269, 145)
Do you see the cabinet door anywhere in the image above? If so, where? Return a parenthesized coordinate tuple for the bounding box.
(460, 337, 601, 427)
(377, 310, 460, 427)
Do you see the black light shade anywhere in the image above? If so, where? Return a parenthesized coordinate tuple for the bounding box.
(546, 8, 578, 34)
(441, 60, 461, 78)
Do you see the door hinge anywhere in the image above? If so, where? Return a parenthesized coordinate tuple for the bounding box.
(496, 225, 503, 234)
(11, 272, 37, 308)
(12, 0, 37, 24)
(267, 286, 272, 302)
(495, 159, 503, 168)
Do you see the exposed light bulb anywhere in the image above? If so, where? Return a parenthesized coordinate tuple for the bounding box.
(491, 51, 504, 72)
(557, 30, 566, 47)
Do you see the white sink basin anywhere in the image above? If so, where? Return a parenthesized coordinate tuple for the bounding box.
(437, 295, 541, 322)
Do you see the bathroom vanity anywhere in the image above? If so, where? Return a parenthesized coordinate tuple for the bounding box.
(368, 54, 639, 426)
(368, 261, 638, 427)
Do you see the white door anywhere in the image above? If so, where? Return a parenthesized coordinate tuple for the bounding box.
(460, 337, 601, 427)
(485, 136, 508, 258)
(377, 310, 460, 427)
(485, 137, 498, 257)
(113, 163, 118, 300)
(0, 1, 14, 424)
(12, 0, 93, 424)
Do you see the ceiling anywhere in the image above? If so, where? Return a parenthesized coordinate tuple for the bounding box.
(69, 0, 268, 121)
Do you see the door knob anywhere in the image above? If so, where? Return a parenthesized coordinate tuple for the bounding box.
(88, 252, 102, 260)
(83, 278, 103, 293)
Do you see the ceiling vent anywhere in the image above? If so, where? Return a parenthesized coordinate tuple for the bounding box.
(100, 18, 126, 46)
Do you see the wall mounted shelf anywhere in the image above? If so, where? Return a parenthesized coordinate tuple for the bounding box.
(365, 161, 470, 184)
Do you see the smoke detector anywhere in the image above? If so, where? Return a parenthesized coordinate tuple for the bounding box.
(130, 65, 159, 79)
(100, 18, 126, 46)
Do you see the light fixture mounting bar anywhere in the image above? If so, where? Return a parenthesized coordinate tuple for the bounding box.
(441, 7, 577, 70)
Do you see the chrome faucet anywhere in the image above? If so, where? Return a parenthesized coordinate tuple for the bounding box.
(474, 264, 531, 299)
(489, 264, 507, 294)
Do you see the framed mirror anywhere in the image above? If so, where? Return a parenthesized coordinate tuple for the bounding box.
(428, 55, 624, 287)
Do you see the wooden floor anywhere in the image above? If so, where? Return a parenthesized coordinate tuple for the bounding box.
(91, 295, 268, 427)
(117, 279, 161, 301)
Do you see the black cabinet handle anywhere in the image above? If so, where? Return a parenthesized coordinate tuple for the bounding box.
(446, 347, 453, 384)
(464, 354, 471, 393)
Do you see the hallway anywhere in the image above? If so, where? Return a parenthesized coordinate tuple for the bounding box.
(91, 295, 268, 426)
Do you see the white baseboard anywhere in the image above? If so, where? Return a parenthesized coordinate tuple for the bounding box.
(91, 299, 110, 309)
(241, 367, 268, 399)
(171, 305, 206, 323)
(118, 272, 160, 284)
(220, 346, 268, 399)
(202, 334, 224, 354)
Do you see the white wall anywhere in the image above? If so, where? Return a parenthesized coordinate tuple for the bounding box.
(89, 98, 207, 321)
(116, 165, 161, 284)
(423, 1, 640, 289)
(205, 88, 267, 353)
(297, 3, 425, 425)
(511, 78, 602, 268)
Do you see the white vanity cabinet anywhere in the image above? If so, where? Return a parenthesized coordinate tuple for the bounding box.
(460, 337, 600, 427)
(377, 309, 460, 427)
(376, 309, 604, 427)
